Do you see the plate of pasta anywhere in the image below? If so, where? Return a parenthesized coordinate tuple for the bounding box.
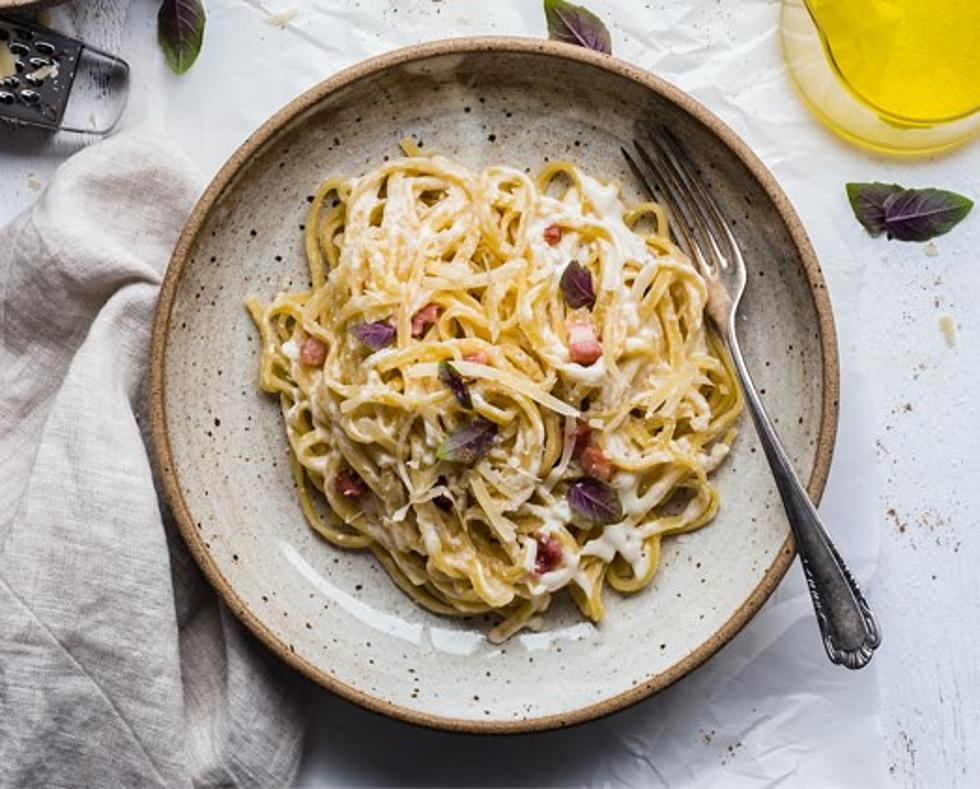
(151, 38, 838, 731)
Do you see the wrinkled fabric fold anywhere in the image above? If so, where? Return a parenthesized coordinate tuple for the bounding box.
(0, 131, 305, 788)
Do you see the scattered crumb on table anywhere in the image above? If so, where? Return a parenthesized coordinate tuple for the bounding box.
(264, 8, 299, 26)
(938, 315, 956, 347)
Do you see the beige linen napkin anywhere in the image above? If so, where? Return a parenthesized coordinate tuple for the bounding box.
(0, 132, 304, 787)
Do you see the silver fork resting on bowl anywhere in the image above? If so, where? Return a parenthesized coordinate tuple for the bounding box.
(623, 132, 881, 669)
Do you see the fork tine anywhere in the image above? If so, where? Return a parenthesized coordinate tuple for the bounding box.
(645, 135, 728, 272)
(658, 128, 741, 267)
(622, 145, 693, 257)
(621, 146, 657, 202)
(627, 141, 702, 267)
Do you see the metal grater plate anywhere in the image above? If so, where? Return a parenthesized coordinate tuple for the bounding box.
(0, 15, 82, 129)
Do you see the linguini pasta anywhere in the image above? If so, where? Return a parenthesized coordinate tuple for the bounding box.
(247, 144, 742, 641)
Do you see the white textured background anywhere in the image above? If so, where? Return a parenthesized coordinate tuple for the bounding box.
(2, 1, 977, 786)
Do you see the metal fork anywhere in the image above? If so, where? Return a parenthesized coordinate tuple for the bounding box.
(623, 132, 881, 669)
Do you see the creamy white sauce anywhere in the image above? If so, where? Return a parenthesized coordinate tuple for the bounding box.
(564, 356, 608, 386)
(534, 548, 581, 593)
(582, 522, 642, 565)
(578, 172, 659, 291)
(281, 338, 300, 361)
(523, 168, 699, 396)
(523, 503, 586, 594)
(263, 156, 732, 638)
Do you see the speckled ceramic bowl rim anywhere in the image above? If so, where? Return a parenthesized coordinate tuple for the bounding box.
(150, 37, 840, 734)
(0, 1, 59, 11)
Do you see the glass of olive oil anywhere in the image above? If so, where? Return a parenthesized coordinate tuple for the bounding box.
(781, 0, 980, 154)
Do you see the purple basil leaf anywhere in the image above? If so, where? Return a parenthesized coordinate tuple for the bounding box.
(158, 0, 206, 75)
(560, 260, 596, 309)
(438, 361, 473, 409)
(436, 418, 497, 465)
(350, 320, 396, 350)
(568, 477, 623, 525)
(845, 182, 903, 236)
(882, 188, 974, 242)
(543, 0, 612, 54)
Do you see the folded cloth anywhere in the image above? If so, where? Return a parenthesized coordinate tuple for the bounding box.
(0, 132, 305, 787)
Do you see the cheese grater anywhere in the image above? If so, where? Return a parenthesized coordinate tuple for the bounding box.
(0, 14, 129, 134)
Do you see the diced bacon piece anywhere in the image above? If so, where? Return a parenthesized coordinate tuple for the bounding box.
(571, 420, 592, 459)
(543, 223, 562, 246)
(335, 468, 367, 498)
(463, 350, 489, 365)
(534, 534, 564, 575)
(300, 337, 327, 367)
(411, 303, 442, 338)
(567, 320, 602, 365)
(579, 446, 614, 482)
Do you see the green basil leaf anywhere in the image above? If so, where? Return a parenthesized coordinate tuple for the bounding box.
(438, 361, 473, 410)
(568, 477, 622, 524)
(882, 188, 974, 242)
(158, 0, 206, 76)
(543, 0, 612, 54)
(350, 320, 397, 350)
(845, 182, 903, 236)
(436, 418, 497, 465)
(560, 259, 596, 309)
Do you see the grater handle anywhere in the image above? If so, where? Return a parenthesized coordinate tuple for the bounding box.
(0, 14, 129, 136)
(59, 43, 130, 135)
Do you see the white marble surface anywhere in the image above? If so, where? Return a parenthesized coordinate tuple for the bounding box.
(2, 1, 977, 786)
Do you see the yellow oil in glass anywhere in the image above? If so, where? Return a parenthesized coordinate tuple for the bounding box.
(806, 0, 980, 123)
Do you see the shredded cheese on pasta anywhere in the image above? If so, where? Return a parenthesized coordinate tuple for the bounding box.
(247, 147, 742, 641)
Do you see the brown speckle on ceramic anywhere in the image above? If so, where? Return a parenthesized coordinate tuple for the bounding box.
(150, 38, 839, 733)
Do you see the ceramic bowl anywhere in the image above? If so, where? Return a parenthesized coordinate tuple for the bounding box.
(151, 38, 838, 732)
(0, 1, 56, 10)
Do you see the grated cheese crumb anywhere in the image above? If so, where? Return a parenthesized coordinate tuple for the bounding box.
(939, 315, 956, 347)
(28, 63, 59, 83)
(925, 242, 938, 257)
(264, 8, 299, 26)
(0, 44, 15, 80)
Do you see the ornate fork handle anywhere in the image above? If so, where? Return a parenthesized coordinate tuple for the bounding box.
(624, 135, 880, 669)
(725, 320, 881, 669)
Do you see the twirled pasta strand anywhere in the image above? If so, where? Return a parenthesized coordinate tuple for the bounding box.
(247, 150, 742, 641)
